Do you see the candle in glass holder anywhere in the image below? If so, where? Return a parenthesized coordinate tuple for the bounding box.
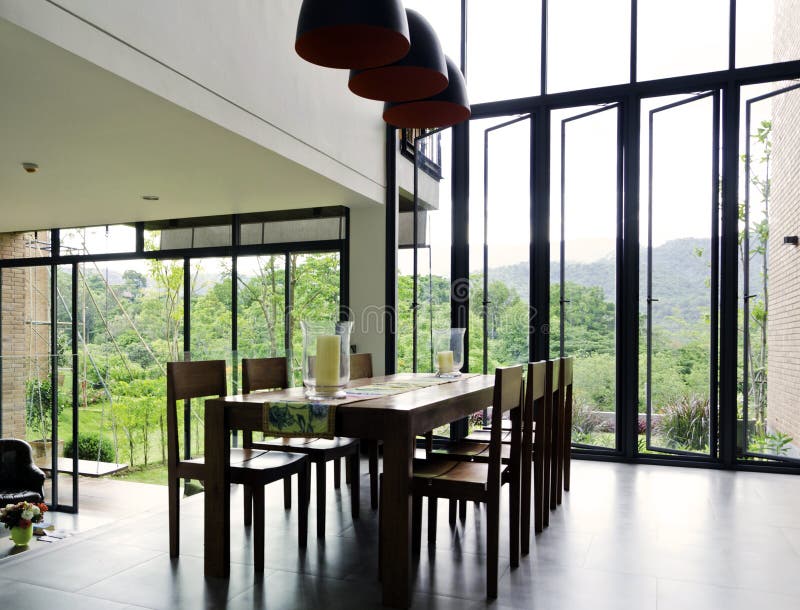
(437, 350, 454, 374)
(316, 335, 341, 387)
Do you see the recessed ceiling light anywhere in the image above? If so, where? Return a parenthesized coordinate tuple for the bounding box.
(22, 162, 39, 173)
(142, 195, 160, 201)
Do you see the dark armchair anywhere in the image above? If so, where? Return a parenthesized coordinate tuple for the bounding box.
(0, 439, 46, 504)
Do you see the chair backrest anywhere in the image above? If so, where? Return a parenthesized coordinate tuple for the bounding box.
(166, 360, 227, 468)
(525, 361, 547, 439)
(350, 353, 373, 380)
(0, 438, 39, 490)
(488, 365, 524, 488)
(241, 357, 289, 394)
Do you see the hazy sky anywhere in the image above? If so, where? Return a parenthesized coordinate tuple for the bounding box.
(399, 0, 782, 275)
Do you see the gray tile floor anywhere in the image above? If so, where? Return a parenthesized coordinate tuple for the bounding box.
(1, 460, 799, 609)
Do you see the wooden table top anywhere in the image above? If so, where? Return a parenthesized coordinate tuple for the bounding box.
(212, 373, 496, 440)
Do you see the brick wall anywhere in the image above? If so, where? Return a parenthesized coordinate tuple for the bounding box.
(0, 233, 51, 440)
(767, 0, 800, 449)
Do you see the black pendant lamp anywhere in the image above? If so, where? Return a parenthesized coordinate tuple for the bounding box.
(383, 56, 470, 129)
(295, 0, 410, 70)
(348, 9, 448, 102)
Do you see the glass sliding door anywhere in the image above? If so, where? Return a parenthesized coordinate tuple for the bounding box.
(398, 127, 452, 377)
(641, 92, 720, 457)
(0, 264, 64, 506)
(75, 257, 181, 476)
(554, 104, 621, 451)
(482, 116, 532, 373)
(287, 252, 341, 386)
(236, 254, 287, 362)
(739, 81, 800, 463)
(189, 256, 232, 392)
(55, 264, 77, 509)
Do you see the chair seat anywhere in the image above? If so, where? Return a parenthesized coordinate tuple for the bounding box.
(465, 420, 535, 443)
(463, 429, 511, 443)
(413, 458, 488, 484)
(432, 441, 513, 462)
(253, 436, 359, 458)
(181, 448, 307, 484)
(0, 489, 43, 504)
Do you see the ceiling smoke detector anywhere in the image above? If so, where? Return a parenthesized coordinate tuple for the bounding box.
(22, 162, 39, 173)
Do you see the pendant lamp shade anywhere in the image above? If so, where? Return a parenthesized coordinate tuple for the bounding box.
(348, 9, 448, 102)
(295, 0, 410, 70)
(383, 57, 471, 129)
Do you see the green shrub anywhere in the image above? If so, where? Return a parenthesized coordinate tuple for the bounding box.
(64, 433, 115, 463)
(571, 399, 604, 435)
(659, 395, 710, 451)
(25, 378, 66, 439)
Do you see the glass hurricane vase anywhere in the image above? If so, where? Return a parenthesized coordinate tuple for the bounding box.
(301, 320, 353, 399)
(433, 328, 465, 377)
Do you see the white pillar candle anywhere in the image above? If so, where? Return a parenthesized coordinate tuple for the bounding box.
(315, 335, 341, 387)
(437, 350, 454, 374)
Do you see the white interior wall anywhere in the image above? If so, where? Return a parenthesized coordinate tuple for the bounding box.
(0, 0, 386, 205)
(349, 204, 389, 375)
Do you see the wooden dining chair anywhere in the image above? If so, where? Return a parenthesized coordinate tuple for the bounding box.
(546, 358, 560, 519)
(347, 352, 383, 509)
(410, 365, 524, 599)
(427, 361, 548, 556)
(522, 361, 547, 550)
(166, 360, 309, 572)
(241, 356, 361, 539)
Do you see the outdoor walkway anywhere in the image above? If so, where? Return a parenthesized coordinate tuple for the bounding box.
(1, 461, 799, 609)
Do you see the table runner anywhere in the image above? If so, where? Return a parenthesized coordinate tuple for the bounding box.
(262, 374, 476, 438)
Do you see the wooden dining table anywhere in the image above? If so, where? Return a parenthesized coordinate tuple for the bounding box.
(203, 372, 495, 608)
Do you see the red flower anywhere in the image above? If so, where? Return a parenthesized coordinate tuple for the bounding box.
(18, 518, 31, 529)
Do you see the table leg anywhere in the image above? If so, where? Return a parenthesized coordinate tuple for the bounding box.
(380, 435, 412, 608)
(204, 399, 230, 577)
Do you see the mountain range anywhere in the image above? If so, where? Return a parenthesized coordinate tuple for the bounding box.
(487, 238, 755, 331)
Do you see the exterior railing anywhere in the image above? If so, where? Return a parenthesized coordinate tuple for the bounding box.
(400, 128, 443, 180)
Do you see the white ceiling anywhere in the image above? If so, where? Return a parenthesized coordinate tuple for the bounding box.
(0, 18, 375, 234)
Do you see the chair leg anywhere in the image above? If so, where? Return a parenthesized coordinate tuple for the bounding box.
(298, 462, 309, 549)
(522, 448, 533, 554)
(244, 484, 253, 527)
(459, 499, 467, 521)
(350, 448, 360, 520)
(369, 440, 379, 510)
(333, 456, 341, 489)
(557, 419, 565, 506)
(487, 496, 499, 600)
(345, 456, 352, 485)
(253, 485, 265, 573)
(533, 446, 543, 537)
(316, 460, 326, 539)
(564, 407, 572, 493)
(169, 477, 180, 558)
(427, 497, 438, 545)
(449, 499, 457, 525)
(510, 470, 521, 569)
(283, 476, 292, 510)
(377, 473, 383, 581)
(412, 493, 423, 550)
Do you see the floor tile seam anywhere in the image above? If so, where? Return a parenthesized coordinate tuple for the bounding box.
(0, 528, 90, 569)
(71, 550, 168, 596)
(0, 578, 157, 609)
(654, 575, 800, 601)
(779, 526, 800, 558)
(575, 531, 594, 567)
(640, 567, 800, 596)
